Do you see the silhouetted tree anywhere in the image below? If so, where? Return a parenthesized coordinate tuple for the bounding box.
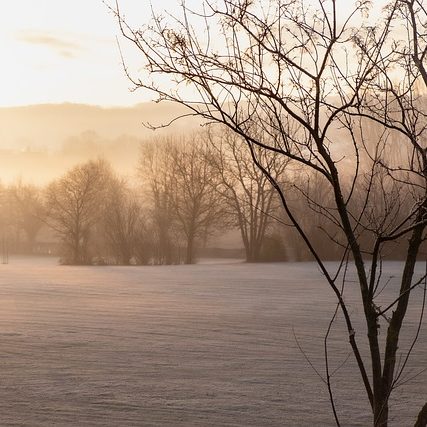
(114, 0, 427, 425)
(8, 182, 45, 253)
(170, 134, 225, 263)
(0, 183, 12, 259)
(139, 138, 181, 264)
(208, 127, 285, 262)
(45, 159, 112, 264)
(102, 177, 145, 265)
(139, 133, 225, 264)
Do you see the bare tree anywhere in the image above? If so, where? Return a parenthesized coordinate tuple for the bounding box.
(170, 134, 226, 263)
(102, 177, 145, 265)
(45, 159, 112, 265)
(0, 183, 12, 260)
(139, 133, 225, 264)
(114, 0, 427, 425)
(8, 182, 45, 254)
(139, 138, 181, 264)
(278, 169, 345, 261)
(208, 127, 285, 262)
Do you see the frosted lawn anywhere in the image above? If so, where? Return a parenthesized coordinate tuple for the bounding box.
(0, 257, 425, 426)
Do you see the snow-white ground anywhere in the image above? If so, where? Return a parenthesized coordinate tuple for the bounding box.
(0, 257, 425, 426)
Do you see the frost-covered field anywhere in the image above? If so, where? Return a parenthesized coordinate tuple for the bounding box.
(0, 257, 425, 426)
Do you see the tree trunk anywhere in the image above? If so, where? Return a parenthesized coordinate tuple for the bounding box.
(415, 403, 427, 427)
(374, 400, 388, 427)
(72, 234, 80, 265)
(245, 244, 256, 263)
(185, 232, 195, 264)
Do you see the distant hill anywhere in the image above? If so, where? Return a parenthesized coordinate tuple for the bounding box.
(0, 102, 199, 150)
(0, 102, 201, 184)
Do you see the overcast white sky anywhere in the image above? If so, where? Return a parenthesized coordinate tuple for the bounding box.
(0, 0, 389, 108)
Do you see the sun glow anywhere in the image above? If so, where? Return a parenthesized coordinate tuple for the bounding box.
(0, 0, 390, 108)
(0, 1, 146, 107)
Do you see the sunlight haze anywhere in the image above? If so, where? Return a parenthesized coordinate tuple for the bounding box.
(0, 0, 151, 107)
(0, 0, 388, 108)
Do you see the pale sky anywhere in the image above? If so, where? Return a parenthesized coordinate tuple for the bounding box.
(0, 0, 389, 108)
(0, 0, 161, 107)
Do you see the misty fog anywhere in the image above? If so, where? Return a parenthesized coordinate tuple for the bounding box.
(0, 103, 199, 184)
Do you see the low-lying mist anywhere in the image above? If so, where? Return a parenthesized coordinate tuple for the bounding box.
(0, 102, 199, 184)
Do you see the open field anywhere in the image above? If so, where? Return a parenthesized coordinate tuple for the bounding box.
(0, 257, 425, 426)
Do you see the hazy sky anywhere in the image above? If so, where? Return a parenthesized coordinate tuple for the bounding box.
(0, 0, 157, 107)
(0, 0, 388, 108)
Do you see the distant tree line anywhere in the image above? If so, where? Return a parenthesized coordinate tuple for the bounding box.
(0, 127, 421, 265)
